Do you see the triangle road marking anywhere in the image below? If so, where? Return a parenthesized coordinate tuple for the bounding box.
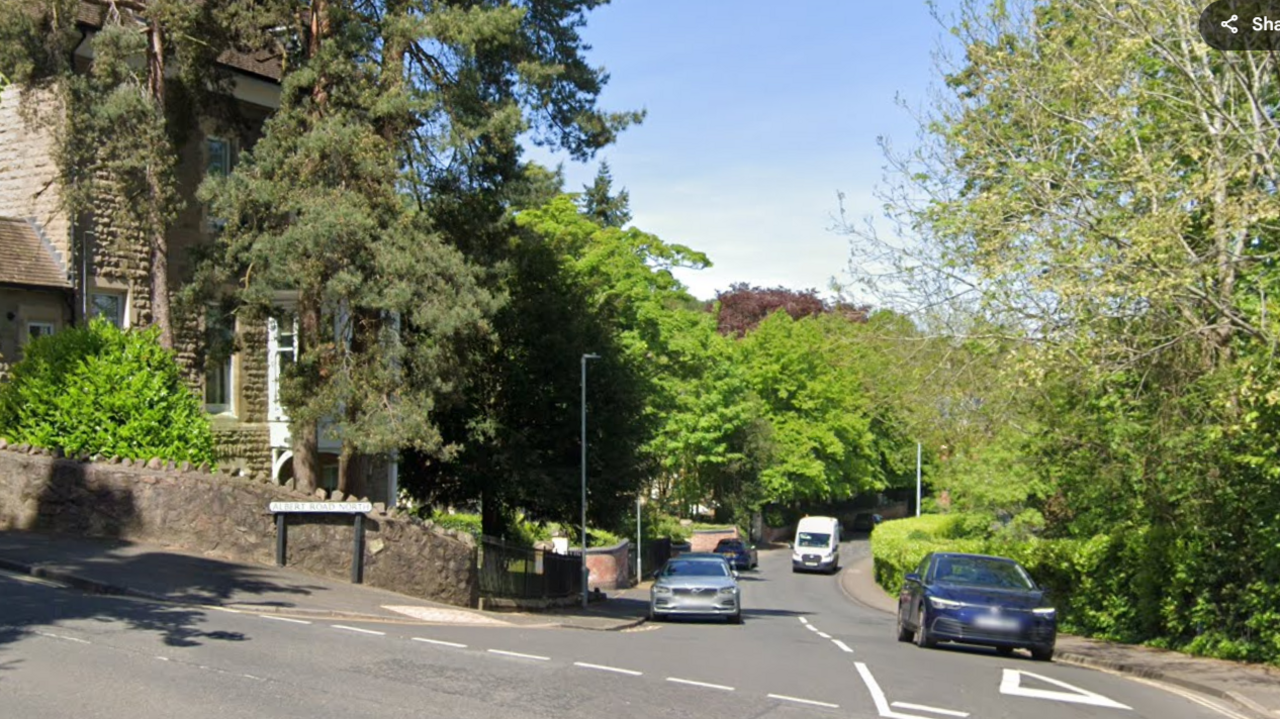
(1000, 668, 1132, 710)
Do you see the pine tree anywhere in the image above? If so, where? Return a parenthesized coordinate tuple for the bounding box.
(579, 159, 631, 228)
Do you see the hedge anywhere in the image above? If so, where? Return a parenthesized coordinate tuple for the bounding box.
(871, 514, 1280, 663)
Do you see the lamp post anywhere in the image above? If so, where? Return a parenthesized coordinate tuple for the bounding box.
(580, 352, 600, 610)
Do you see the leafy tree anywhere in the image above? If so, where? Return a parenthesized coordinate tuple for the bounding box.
(0, 319, 215, 463)
(578, 159, 630, 228)
(0, 0, 238, 349)
(204, 1, 639, 495)
(713, 284, 842, 336)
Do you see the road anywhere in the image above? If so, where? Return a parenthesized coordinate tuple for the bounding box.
(0, 539, 1247, 719)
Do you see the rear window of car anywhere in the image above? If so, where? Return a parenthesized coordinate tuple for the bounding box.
(716, 540, 743, 550)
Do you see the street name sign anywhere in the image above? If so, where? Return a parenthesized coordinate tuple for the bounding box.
(269, 501, 372, 513)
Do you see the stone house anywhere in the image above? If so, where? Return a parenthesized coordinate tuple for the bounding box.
(0, 6, 397, 503)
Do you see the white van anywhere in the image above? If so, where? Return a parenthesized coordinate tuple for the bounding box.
(792, 516, 841, 573)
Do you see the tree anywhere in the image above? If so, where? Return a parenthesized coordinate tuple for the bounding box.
(713, 284, 832, 336)
(0, 0, 236, 349)
(578, 159, 630, 228)
(206, 2, 641, 495)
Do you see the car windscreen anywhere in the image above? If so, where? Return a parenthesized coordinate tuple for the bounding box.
(716, 541, 743, 551)
(933, 556, 1035, 590)
(797, 532, 831, 548)
(662, 560, 730, 577)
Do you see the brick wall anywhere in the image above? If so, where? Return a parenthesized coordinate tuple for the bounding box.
(689, 527, 739, 553)
(582, 540, 631, 591)
(0, 442, 478, 607)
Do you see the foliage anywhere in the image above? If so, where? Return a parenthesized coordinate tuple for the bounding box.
(430, 512, 483, 539)
(713, 284, 835, 337)
(0, 320, 215, 464)
(578, 159, 631, 228)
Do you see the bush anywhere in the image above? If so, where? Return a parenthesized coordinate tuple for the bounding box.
(431, 512, 482, 537)
(0, 319, 215, 464)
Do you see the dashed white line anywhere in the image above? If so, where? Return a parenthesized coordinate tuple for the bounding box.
(260, 615, 312, 625)
(574, 662, 643, 676)
(488, 649, 550, 661)
(156, 656, 170, 662)
(332, 624, 385, 636)
(412, 637, 468, 649)
(799, 617, 809, 624)
(212, 607, 243, 614)
(833, 639, 854, 653)
(817, 631, 832, 639)
(892, 702, 970, 717)
(806, 624, 819, 632)
(35, 631, 90, 644)
(667, 677, 734, 691)
(769, 693, 840, 709)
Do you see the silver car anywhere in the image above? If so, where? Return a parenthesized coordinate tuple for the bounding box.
(649, 556, 742, 623)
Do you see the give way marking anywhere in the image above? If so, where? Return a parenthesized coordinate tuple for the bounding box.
(1000, 669, 1132, 710)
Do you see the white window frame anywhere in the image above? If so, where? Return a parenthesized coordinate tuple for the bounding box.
(25, 321, 56, 343)
(267, 313, 298, 422)
(204, 307, 236, 416)
(89, 291, 127, 328)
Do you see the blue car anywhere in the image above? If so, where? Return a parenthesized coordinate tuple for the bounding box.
(714, 538, 758, 570)
(896, 552, 1056, 661)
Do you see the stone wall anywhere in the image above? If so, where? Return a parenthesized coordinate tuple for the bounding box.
(0, 443, 478, 607)
(0, 85, 71, 263)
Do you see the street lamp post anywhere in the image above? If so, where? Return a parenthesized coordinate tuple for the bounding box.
(580, 353, 600, 610)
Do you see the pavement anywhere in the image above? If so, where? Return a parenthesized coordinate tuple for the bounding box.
(2, 530, 1278, 718)
(840, 553, 1280, 719)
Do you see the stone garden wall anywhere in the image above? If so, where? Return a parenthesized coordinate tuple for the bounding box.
(0, 442, 478, 607)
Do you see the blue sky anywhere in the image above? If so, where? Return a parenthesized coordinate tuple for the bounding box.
(526, 0, 965, 302)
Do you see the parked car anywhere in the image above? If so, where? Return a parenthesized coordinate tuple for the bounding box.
(896, 552, 1056, 661)
(851, 512, 883, 532)
(650, 555, 742, 623)
(713, 538, 758, 570)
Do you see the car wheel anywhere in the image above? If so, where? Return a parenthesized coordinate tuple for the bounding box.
(728, 611, 743, 625)
(649, 608, 665, 622)
(915, 607, 936, 649)
(1030, 645, 1055, 662)
(896, 608, 914, 642)
(996, 646, 1015, 657)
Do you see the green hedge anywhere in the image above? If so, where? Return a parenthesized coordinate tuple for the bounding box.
(0, 319, 215, 464)
(872, 514, 1280, 664)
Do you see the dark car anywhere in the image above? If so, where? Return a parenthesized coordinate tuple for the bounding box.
(896, 552, 1056, 661)
(713, 538, 758, 570)
(851, 513, 883, 533)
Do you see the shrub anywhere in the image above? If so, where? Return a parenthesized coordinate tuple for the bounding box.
(431, 512, 482, 537)
(0, 319, 215, 464)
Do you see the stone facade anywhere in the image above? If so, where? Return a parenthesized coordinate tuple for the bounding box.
(0, 443, 478, 607)
(0, 86, 71, 264)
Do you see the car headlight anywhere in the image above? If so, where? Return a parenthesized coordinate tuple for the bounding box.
(928, 597, 964, 609)
(653, 585, 672, 596)
(1033, 607, 1056, 618)
(718, 586, 737, 596)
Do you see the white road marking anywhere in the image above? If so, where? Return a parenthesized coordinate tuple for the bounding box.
(806, 624, 819, 632)
(413, 637, 467, 649)
(1000, 669, 1132, 710)
(35, 631, 90, 644)
(666, 677, 735, 691)
(488, 649, 550, 661)
(212, 607, 243, 614)
(156, 656, 170, 662)
(856, 661, 943, 719)
(799, 617, 809, 624)
(833, 639, 854, 653)
(0, 571, 67, 589)
(574, 662, 642, 676)
(817, 631, 832, 639)
(768, 693, 840, 709)
(332, 624, 385, 636)
(242, 674, 266, 682)
(260, 615, 311, 625)
(892, 701, 970, 717)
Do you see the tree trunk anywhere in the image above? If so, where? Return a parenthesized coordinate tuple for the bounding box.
(337, 443, 367, 499)
(292, 298, 322, 493)
(145, 21, 173, 349)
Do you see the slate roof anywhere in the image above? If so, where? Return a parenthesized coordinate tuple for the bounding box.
(0, 217, 70, 289)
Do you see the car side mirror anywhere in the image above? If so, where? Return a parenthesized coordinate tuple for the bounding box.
(904, 572, 921, 584)
(732, 571, 740, 579)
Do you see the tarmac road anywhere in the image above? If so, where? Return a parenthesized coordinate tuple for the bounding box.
(0, 539, 1250, 719)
